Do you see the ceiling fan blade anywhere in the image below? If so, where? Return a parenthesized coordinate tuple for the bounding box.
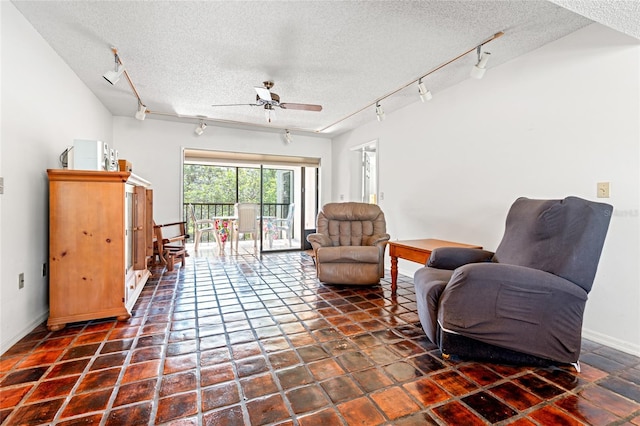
(254, 86, 272, 102)
(280, 103, 323, 112)
(211, 103, 259, 107)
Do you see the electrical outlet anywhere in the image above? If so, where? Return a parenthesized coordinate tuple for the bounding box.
(597, 182, 610, 198)
(19, 273, 24, 289)
(42, 263, 47, 277)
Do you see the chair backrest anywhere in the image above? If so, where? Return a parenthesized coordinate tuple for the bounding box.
(316, 202, 386, 247)
(494, 196, 613, 292)
(284, 203, 295, 225)
(188, 204, 197, 224)
(234, 203, 259, 233)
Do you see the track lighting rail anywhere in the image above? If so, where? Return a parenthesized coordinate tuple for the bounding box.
(317, 31, 503, 132)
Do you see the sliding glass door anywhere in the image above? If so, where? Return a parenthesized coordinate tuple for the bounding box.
(183, 149, 319, 254)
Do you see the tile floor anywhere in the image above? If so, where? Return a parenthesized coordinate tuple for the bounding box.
(1, 251, 639, 425)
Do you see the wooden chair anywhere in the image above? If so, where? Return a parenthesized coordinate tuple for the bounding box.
(153, 221, 189, 271)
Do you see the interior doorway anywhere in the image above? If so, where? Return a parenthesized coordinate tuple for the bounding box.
(350, 140, 378, 204)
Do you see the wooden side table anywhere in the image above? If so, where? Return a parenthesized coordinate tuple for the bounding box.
(388, 239, 482, 293)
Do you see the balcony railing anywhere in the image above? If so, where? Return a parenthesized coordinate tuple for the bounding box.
(184, 202, 293, 244)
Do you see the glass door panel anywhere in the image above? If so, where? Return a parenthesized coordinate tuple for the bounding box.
(261, 164, 298, 252)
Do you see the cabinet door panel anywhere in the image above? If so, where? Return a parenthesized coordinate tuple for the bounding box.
(133, 185, 147, 270)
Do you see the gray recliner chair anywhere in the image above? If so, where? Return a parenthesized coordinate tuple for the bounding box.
(414, 196, 612, 366)
(307, 202, 390, 285)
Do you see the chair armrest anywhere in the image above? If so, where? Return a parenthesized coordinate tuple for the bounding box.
(306, 233, 332, 249)
(363, 233, 391, 247)
(427, 247, 494, 270)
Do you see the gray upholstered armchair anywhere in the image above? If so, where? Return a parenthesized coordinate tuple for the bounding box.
(414, 196, 612, 366)
(307, 202, 390, 285)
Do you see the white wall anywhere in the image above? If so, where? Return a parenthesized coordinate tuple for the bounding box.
(113, 118, 332, 226)
(333, 23, 640, 356)
(0, 2, 114, 353)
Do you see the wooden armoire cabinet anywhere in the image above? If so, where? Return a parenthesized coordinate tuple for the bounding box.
(47, 169, 153, 331)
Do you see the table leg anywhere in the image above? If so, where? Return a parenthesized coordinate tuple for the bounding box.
(391, 255, 398, 294)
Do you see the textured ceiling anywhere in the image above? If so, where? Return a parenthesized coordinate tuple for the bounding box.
(11, 1, 639, 137)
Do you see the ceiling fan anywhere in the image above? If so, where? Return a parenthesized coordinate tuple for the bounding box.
(211, 81, 322, 123)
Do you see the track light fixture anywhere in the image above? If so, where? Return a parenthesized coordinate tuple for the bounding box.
(194, 121, 207, 136)
(264, 104, 276, 123)
(470, 46, 491, 79)
(135, 102, 147, 121)
(375, 103, 385, 121)
(284, 129, 293, 144)
(417, 79, 432, 102)
(103, 51, 125, 85)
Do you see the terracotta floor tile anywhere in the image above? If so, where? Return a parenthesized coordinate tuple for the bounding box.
(320, 375, 363, 403)
(113, 378, 156, 407)
(599, 376, 640, 403)
(156, 391, 198, 424)
(403, 377, 450, 406)
(515, 372, 565, 399)
(462, 391, 517, 423)
(351, 367, 393, 393)
(458, 364, 503, 386)
(384, 361, 423, 383)
(0, 383, 32, 408)
(432, 400, 486, 425)
(432, 370, 478, 396)
(298, 407, 343, 426)
(338, 396, 386, 426)
(57, 413, 104, 426)
(89, 352, 127, 371)
(162, 353, 197, 374)
(489, 381, 542, 411)
(577, 384, 640, 417)
(555, 394, 619, 425)
(202, 381, 240, 411)
(202, 405, 245, 426)
(371, 386, 421, 419)
(160, 370, 198, 397)
(246, 394, 291, 425)
(7, 398, 64, 424)
(297, 344, 330, 362)
(105, 402, 151, 426)
(61, 388, 113, 418)
(201, 362, 235, 387)
(16, 349, 64, 369)
(528, 404, 583, 425)
(76, 367, 121, 393)
(1, 253, 639, 426)
(0, 366, 48, 386)
(308, 358, 345, 381)
(235, 356, 269, 377)
(36, 336, 74, 352)
(276, 365, 313, 389)
(286, 384, 330, 414)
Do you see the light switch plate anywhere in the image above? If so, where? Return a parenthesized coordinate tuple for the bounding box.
(0, 177, 4, 194)
(597, 182, 610, 198)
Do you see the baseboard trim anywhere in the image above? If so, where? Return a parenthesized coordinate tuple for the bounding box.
(0, 311, 49, 356)
(582, 328, 640, 357)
